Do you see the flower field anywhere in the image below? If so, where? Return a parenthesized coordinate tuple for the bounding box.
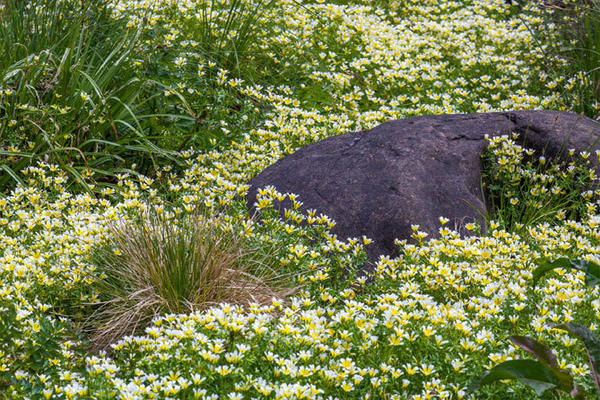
(1, 0, 599, 398)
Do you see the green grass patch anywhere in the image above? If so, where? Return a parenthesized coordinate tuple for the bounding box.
(0, 0, 179, 193)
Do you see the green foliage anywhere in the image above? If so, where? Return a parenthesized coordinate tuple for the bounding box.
(470, 336, 584, 398)
(471, 326, 600, 399)
(554, 323, 600, 392)
(471, 359, 568, 397)
(140, 44, 267, 152)
(481, 134, 597, 232)
(510, 335, 580, 393)
(537, 0, 600, 119)
(472, 259, 600, 399)
(123, 0, 282, 152)
(0, 0, 281, 194)
(181, 0, 276, 79)
(0, 0, 183, 193)
(0, 304, 86, 398)
(534, 258, 600, 288)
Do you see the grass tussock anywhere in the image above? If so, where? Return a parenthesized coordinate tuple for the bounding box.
(86, 206, 298, 349)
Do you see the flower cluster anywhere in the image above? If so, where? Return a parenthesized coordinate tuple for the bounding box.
(1, 0, 598, 399)
(482, 133, 599, 231)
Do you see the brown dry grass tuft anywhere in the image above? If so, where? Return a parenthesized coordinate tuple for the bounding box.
(85, 205, 298, 349)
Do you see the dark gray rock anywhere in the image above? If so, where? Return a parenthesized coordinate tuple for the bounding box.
(246, 111, 600, 261)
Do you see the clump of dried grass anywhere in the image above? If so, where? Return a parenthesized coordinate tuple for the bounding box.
(86, 206, 297, 349)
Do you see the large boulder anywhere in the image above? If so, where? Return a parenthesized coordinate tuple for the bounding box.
(246, 111, 600, 260)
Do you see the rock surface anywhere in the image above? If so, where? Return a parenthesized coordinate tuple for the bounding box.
(246, 111, 600, 260)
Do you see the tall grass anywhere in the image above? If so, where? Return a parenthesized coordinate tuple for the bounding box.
(539, 0, 600, 119)
(0, 0, 288, 194)
(568, 0, 600, 118)
(137, 0, 280, 151)
(85, 206, 299, 349)
(0, 0, 183, 193)
(194, 0, 276, 79)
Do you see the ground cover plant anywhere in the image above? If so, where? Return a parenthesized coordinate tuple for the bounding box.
(1, 0, 600, 399)
(470, 257, 600, 399)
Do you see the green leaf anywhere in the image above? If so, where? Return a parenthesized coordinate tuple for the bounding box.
(0, 164, 25, 187)
(61, 165, 94, 195)
(585, 263, 600, 287)
(510, 336, 580, 396)
(533, 258, 600, 288)
(553, 323, 600, 393)
(533, 258, 572, 287)
(0, 150, 33, 158)
(469, 359, 559, 396)
(570, 259, 600, 287)
(510, 336, 560, 369)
